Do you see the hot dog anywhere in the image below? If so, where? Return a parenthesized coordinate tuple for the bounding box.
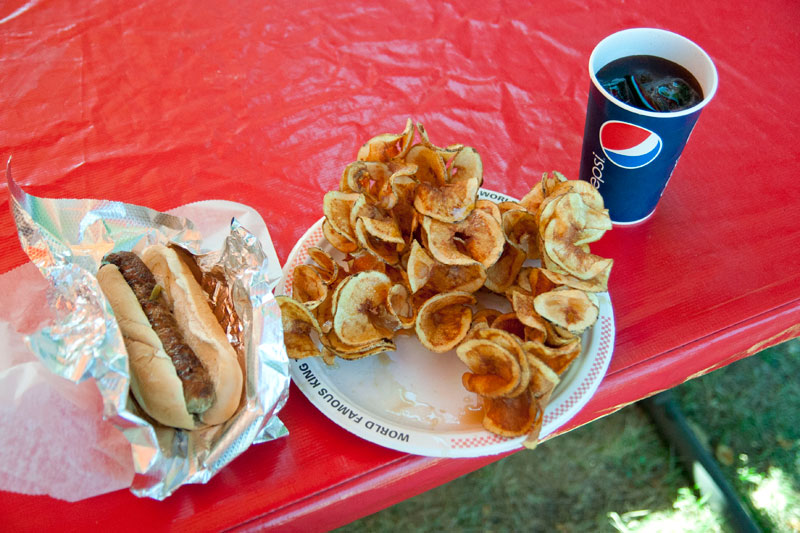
(97, 245, 243, 430)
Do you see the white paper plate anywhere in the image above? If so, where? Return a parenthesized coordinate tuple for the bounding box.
(279, 189, 615, 457)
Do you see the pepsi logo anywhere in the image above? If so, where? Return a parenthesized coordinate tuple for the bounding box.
(599, 121, 662, 169)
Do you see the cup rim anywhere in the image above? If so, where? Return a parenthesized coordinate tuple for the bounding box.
(589, 27, 718, 119)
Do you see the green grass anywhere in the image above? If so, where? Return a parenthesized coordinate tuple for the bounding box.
(337, 338, 800, 533)
(675, 338, 800, 532)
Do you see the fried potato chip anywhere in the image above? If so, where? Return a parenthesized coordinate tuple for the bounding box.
(349, 195, 403, 242)
(510, 290, 549, 333)
(322, 220, 359, 254)
(308, 247, 339, 285)
(357, 134, 401, 162)
(450, 146, 483, 187)
(328, 273, 349, 320)
(346, 251, 385, 274)
(415, 122, 451, 154)
(543, 217, 613, 280)
(519, 353, 561, 449)
(502, 208, 540, 259)
(509, 289, 549, 344)
(541, 320, 579, 347)
(474, 199, 502, 224)
(435, 264, 486, 294)
(539, 247, 569, 276)
(324, 191, 360, 240)
(406, 144, 448, 186)
(423, 209, 504, 268)
(524, 326, 546, 343)
(549, 177, 605, 211)
(323, 329, 396, 359)
(533, 288, 599, 334)
(554, 323, 579, 341)
(346, 161, 420, 210)
(333, 271, 394, 345)
(337, 342, 397, 360)
(357, 118, 415, 162)
(321, 330, 368, 354)
(552, 191, 612, 243)
(472, 308, 503, 327)
(424, 255, 487, 294)
(457, 339, 521, 398)
(469, 328, 531, 397)
(414, 177, 479, 223)
(415, 291, 475, 353)
(313, 288, 335, 334)
(277, 295, 324, 359)
(359, 216, 405, 245)
(511, 291, 548, 341)
(541, 170, 568, 197)
(355, 218, 401, 265)
(523, 338, 582, 375)
(384, 265, 410, 295)
(406, 240, 435, 293)
(522, 357, 559, 449)
(390, 175, 419, 244)
(490, 312, 527, 339)
(518, 181, 545, 214)
(387, 283, 416, 329)
(497, 201, 525, 216)
(321, 348, 337, 366)
(291, 265, 328, 310)
(538, 266, 610, 293)
(483, 390, 540, 438)
(409, 286, 437, 313)
(463, 318, 490, 342)
(484, 244, 526, 294)
(536, 191, 565, 239)
(388, 160, 419, 179)
(572, 228, 606, 248)
(342, 161, 385, 198)
(527, 268, 558, 297)
(514, 266, 533, 293)
(534, 186, 614, 284)
(526, 354, 560, 405)
(438, 143, 466, 164)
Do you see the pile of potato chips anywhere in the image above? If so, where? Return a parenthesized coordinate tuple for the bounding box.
(278, 120, 613, 448)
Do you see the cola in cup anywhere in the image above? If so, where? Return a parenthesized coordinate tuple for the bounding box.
(579, 28, 718, 224)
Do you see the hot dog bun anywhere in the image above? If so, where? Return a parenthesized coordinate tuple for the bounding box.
(97, 263, 196, 430)
(97, 244, 243, 429)
(142, 244, 243, 426)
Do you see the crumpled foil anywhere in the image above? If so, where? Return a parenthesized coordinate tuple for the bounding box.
(7, 165, 290, 500)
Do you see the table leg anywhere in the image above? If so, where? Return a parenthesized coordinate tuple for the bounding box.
(640, 390, 761, 533)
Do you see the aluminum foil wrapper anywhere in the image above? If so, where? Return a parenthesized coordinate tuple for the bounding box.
(7, 166, 290, 500)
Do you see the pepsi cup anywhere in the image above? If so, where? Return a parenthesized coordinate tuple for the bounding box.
(579, 28, 718, 224)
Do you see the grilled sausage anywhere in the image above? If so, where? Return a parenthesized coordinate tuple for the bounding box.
(104, 252, 215, 415)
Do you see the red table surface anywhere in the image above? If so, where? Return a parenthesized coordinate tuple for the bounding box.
(2, 0, 800, 530)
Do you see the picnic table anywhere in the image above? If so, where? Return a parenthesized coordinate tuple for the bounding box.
(1, 0, 799, 530)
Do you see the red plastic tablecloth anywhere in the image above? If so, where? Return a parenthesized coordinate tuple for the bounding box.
(2, 0, 800, 530)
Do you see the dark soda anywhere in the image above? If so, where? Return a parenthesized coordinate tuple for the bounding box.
(596, 55, 703, 113)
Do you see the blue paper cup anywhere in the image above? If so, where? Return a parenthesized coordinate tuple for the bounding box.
(578, 28, 718, 224)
